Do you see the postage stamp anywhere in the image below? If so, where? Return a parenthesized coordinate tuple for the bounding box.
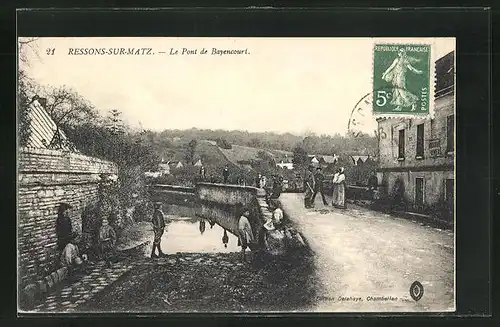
(372, 43, 433, 117)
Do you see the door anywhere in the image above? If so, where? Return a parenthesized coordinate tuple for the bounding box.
(415, 178, 424, 208)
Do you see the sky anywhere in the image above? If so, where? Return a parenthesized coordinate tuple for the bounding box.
(20, 37, 455, 136)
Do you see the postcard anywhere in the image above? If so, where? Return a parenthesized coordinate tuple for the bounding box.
(18, 36, 456, 313)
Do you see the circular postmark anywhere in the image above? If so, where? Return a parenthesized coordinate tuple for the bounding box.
(409, 281, 424, 302)
(347, 86, 422, 139)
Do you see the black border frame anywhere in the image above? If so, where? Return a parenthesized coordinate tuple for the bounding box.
(2, 5, 494, 325)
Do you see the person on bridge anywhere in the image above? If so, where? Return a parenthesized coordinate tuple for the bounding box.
(254, 173, 262, 188)
(311, 167, 329, 206)
(332, 167, 347, 209)
(304, 165, 316, 208)
(223, 165, 230, 184)
(270, 200, 284, 227)
(151, 202, 168, 258)
(200, 165, 206, 180)
(368, 171, 379, 200)
(237, 208, 255, 262)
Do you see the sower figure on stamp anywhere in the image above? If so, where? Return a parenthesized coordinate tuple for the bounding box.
(151, 202, 168, 258)
(311, 167, 329, 206)
(304, 165, 316, 208)
(382, 48, 423, 111)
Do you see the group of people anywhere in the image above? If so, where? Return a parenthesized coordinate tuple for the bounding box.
(304, 165, 346, 209)
(234, 198, 284, 262)
(56, 202, 117, 277)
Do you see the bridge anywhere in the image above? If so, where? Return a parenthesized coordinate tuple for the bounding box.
(150, 182, 293, 256)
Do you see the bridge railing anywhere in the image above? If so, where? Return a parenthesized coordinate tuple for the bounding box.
(151, 182, 269, 250)
(195, 183, 266, 241)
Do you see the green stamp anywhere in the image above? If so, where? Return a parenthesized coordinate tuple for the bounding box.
(373, 44, 432, 115)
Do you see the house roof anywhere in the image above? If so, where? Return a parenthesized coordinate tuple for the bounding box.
(322, 155, 338, 163)
(24, 98, 77, 152)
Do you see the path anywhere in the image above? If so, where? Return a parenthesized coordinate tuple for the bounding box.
(280, 193, 455, 312)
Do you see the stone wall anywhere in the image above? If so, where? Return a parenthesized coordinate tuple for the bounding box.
(196, 183, 264, 238)
(377, 92, 455, 214)
(18, 148, 118, 287)
(378, 92, 454, 170)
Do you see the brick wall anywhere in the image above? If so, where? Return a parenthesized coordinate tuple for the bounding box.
(18, 148, 117, 287)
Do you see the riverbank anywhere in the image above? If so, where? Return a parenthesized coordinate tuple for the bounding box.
(79, 249, 317, 312)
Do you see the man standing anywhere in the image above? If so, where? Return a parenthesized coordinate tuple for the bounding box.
(223, 165, 230, 184)
(151, 202, 168, 258)
(56, 203, 73, 251)
(255, 173, 262, 187)
(200, 165, 206, 180)
(98, 217, 117, 267)
(304, 165, 316, 208)
(368, 171, 379, 200)
(311, 167, 328, 205)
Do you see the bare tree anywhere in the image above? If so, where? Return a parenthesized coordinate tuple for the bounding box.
(42, 85, 99, 126)
(19, 37, 40, 66)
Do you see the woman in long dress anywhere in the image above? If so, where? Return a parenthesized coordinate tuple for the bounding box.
(382, 48, 424, 111)
(335, 167, 346, 209)
(331, 170, 340, 207)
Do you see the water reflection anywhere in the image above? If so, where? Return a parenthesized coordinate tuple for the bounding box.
(159, 216, 241, 254)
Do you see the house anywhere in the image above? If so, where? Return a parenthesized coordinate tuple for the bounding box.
(322, 155, 339, 165)
(175, 161, 184, 169)
(23, 96, 77, 152)
(376, 51, 455, 221)
(158, 162, 171, 175)
(276, 160, 294, 170)
(350, 155, 371, 166)
(193, 159, 203, 167)
(308, 155, 320, 166)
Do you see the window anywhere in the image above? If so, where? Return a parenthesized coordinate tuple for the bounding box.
(415, 178, 424, 206)
(447, 115, 454, 152)
(398, 129, 405, 159)
(416, 123, 424, 158)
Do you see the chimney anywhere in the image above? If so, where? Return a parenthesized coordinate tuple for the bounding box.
(38, 97, 47, 108)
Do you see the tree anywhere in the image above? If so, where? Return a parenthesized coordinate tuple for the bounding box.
(107, 109, 126, 135)
(185, 139, 198, 164)
(292, 145, 308, 169)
